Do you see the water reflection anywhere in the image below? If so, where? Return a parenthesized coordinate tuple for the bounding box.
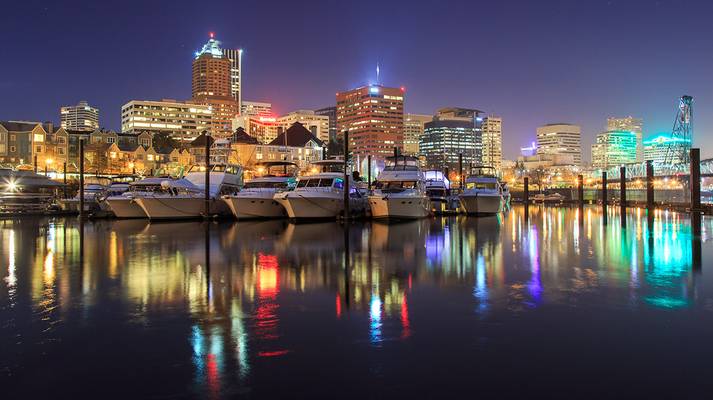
(1, 206, 712, 397)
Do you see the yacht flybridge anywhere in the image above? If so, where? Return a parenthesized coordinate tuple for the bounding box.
(458, 166, 506, 215)
(369, 156, 431, 219)
(223, 161, 297, 219)
(136, 164, 243, 219)
(273, 158, 366, 219)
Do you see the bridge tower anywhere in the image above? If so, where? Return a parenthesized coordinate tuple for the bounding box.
(664, 95, 693, 165)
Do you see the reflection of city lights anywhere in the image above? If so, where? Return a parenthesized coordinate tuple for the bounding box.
(369, 294, 382, 345)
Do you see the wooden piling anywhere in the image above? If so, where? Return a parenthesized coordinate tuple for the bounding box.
(79, 139, 85, 218)
(646, 160, 654, 210)
(204, 132, 211, 217)
(620, 166, 627, 228)
(343, 130, 350, 220)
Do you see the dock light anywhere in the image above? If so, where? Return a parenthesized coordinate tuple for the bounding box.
(5, 179, 18, 193)
(310, 167, 318, 174)
(45, 158, 53, 165)
(128, 162, 135, 169)
(257, 166, 265, 174)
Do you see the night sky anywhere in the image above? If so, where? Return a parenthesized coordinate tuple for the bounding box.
(2, 0, 712, 159)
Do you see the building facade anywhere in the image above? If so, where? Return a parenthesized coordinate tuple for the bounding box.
(591, 130, 637, 169)
(221, 47, 243, 110)
(192, 35, 238, 138)
(60, 101, 99, 132)
(121, 100, 212, 142)
(481, 116, 502, 170)
(277, 110, 330, 143)
(419, 108, 482, 171)
(403, 113, 432, 156)
(241, 101, 272, 117)
(644, 134, 691, 165)
(232, 115, 280, 144)
(607, 116, 643, 162)
(536, 123, 582, 166)
(336, 85, 404, 160)
(315, 106, 337, 143)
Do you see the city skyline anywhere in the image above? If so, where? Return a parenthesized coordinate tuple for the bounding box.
(1, 0, 712, 160)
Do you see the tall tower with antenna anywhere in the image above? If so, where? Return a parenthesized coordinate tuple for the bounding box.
(664, 95, 693, 165)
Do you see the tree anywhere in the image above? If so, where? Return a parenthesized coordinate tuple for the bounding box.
(152, 132, 179, 151)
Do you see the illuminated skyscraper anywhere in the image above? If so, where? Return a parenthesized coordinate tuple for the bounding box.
(591, 130, 637, 169)
(121, 99, 212, 142)
(241, 101, 272, 117)
(336, 85, 404, 160)
(315, 106, 337, 143)
(192, 34, 238, 138)
(536, 123, 582, 166)
(60, 101, 99, 131)
(221, 48, 243, 110)
(403, 113, 432, 156)
(277, 110, 330, 143)
(481, 116, 502, 169)
(420, 108, 483, 170)
(607, 116, 643, 162)
(644, 134, 691, 164)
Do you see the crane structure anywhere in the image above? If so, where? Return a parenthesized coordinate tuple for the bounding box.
(664, 95, 693, 165)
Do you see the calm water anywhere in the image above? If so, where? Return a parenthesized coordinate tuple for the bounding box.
(2, 206, 713, 398)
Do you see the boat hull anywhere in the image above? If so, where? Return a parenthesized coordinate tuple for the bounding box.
(369, 195, 431, 219)
(105, 197, 146, 218)
(459, 193, 503, 215)
(223, 194, 286, 219)
(135, 197, 229, 219)
(274, 192, 344, 219)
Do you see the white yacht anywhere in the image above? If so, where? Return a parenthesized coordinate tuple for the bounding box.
(105, 177, 173, 218)
(273, 159, 366, 219)
(458, 166, 505, 215)
(369, 156, 431, 219)
(423, 170, 450, 214)
(223, 161, 297, 219)
(59, 183, 106, 213)
(136, 164, 243, 219)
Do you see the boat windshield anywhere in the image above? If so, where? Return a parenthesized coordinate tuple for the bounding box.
(466, 182, 498, 190)
(384, 157, 419, 171)
(376, 181, 417, 190)
(297, 178, 336, 188)
(244, 181, 288, 189)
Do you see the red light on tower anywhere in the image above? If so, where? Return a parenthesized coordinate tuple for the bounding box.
(209, 32, 215, 39)
(400, 86, 406, 92)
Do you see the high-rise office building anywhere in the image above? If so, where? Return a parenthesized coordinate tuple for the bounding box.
(403, 113, 432, 156)
(591, 130, 637, 169)
(420, 108, 483, 170)
(60, 101, 99, 131)
(315, 106, 337, 143)
(121, 99, 212, 142)
(481, 116, 502, 169)
(277, 110, 330, 143)
(607, 116, 643, 162)
(192, 34, 238, 138)
(643, 134, 691, 165)
(241, 101, 272, 117)
(536, 123, 582, 166)
(336, 85, 404, 160)
(221, 47, 243, 110)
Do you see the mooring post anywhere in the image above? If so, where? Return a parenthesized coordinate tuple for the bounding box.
(646, 160, 655, 210)
(524, 176, 530, 215)
(367, 154, 372, 191)
(577, 174, 584, 208)
(620, 166, 627, 228)
(79, 139, 85, 218)
(204, 132, 211, 218)
(34, 154, 38, 174)
(393, 146, 398, 159)
(343, 130, 350, 220)
(322, 146, 327, 160)
(690, 148, 702, 239)
(63, 161, 68, 199)
(602, 171, 608, 206)
(458, 153, 463, 191)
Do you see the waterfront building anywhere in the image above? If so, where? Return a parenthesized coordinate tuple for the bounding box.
(607, 116, 643, 162)
(419, 108, 483, 171)
(536, 123, 582, 166)
(0, 121, 54, 167)
(277, 110, 330, 143)
(232, 123, 325, 171)
(336, 84, 404, 160)
(192, 34, 238, 138)
(241, 101, 272, 117)
(315, 106, 337, 143)
(403, 113, 432, 156)
(221, 46, 243, 110)
(232, 115, 280, 144)
(60, 101, 99, 132)
(591, 130, 637, 169)
(120, 99, 212, 142)
(644, 134, 691, 165)
(481, 116, 502, 170)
